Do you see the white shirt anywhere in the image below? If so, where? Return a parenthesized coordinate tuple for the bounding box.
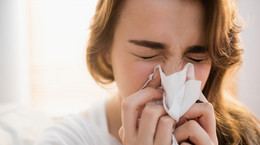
(35, 99, 122, 145)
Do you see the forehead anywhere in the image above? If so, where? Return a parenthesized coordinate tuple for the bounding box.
(115, 0, 206, 48)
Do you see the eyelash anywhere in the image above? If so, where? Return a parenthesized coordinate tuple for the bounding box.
(187, 57, 204, 62)
(138, 54, 158, 60)
(140, 55, 158, 59)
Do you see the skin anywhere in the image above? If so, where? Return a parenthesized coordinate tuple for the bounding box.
(105, 0, 218, 144)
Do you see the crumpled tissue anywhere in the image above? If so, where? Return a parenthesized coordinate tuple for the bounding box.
(141, 63, 207, 145)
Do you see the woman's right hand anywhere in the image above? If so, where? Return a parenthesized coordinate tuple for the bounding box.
(118, 69, 176, 145)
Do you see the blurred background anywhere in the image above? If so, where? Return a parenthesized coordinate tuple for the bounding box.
(0, 0, 109, 118)
(0, 0, 259, 118)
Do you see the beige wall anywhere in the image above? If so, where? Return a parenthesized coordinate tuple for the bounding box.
(238, 0, 260, 118)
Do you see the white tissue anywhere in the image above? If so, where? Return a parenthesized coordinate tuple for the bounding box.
(141, 63, 207, 145)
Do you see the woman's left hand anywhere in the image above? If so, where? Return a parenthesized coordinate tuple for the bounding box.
(173, 101, 218, 145)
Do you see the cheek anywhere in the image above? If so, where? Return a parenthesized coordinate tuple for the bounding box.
(114, 60, 157, 99)
(131, 63, 155, 86)
(193, 63, 211, 90)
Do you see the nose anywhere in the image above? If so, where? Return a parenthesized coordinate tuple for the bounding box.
(161, 59, 186, 76)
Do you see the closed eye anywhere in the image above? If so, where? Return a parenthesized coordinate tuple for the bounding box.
(187, 57, 205, 62)
(140, 55, 159, 59)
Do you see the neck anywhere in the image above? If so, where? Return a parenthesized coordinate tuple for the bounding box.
(106, 93, 122, 142)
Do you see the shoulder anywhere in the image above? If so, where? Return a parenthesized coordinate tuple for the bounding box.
(35, 99, 121, 145)
(35, 114, 94, 145)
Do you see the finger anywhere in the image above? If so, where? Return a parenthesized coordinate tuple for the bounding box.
(174, 120, 213, 145)
(140, 67, 162, 114)
(154, 115, 176, 145)
(137, 104, 166, 144)
(146, 68, 161, 89)
(176, 100, 205, 127)
(121, 87, 163, 138)
(180, 102, 217, 143)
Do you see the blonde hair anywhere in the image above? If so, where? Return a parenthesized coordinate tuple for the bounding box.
(87, 0, 260, 144)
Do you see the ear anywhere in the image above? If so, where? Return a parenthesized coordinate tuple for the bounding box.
(104, 49, 112, 65)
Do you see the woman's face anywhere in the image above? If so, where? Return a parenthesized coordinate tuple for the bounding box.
(108, 0, 211, 99)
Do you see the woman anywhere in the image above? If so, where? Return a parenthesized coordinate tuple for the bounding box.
(36, 0, 260, 144)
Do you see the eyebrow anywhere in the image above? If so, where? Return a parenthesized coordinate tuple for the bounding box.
(185, 45, 206, 53)
(129, 39, 206, 53)
(128, 40, 166, 49)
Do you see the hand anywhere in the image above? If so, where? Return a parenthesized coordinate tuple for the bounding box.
(174, 101, 218, 145)
(118, 69, 176, 145)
